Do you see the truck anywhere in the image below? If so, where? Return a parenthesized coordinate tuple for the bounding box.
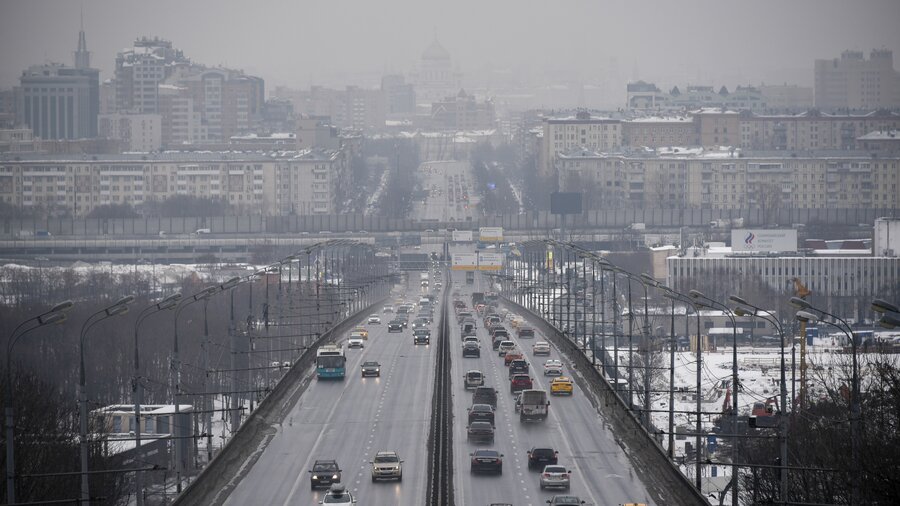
(518, 389, 549, 422)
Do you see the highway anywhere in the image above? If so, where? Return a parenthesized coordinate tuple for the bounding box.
(448, 274, 656, 506)
(222, 283, 437, 505)
(412, 160, 477, 223)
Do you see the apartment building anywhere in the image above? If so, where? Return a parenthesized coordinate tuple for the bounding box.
(814, 49, 900, 111)
(540, 111, 622, 178)
(622, 116, 698, 148)
(0, 148, 347, 217)
(98, 113, 162, 151)
(430, 90, 496, 131)
(556, 147, 900, 211)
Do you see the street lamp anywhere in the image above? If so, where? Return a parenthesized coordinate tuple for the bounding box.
(132, 293, 181, 506)
(5, 300, 72, 505)
(794, 297, 864, 505)
(172, 285, 221, 493)
(80, 295, 135, 505)
(731, 296, 789, 504)
(690, 289, 740, 506)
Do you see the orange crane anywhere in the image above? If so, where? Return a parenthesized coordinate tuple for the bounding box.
(792, 278, 811, 409)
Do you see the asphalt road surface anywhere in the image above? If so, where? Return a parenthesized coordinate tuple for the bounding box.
(412, 160, 477, 223)
(448, 277, 656, 506)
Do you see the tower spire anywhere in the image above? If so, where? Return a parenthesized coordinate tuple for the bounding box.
(75, 5, 90, 69)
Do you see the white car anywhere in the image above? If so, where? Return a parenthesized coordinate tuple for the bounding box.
(462, 336, 480, 349)
(543, 359, 563, 376)
(348, 336, 364, 349)
(539, 464, 572, 490)
(368, 315, 381, 324)
(320, 484, 357, 504)
(533, 341, 551, 356)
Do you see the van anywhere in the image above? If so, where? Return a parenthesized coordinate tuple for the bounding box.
(195, 228, 211, 235)
(472, 386, 498, 409)
(518, 389, 549, 422)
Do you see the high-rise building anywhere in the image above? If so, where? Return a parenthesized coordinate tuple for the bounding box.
(17, 27, 100, 140)
(114, 37, 191, 114)
(430, 89, 496, 131)
(381, 74, 416, 117)
(814, 49, 900, 111)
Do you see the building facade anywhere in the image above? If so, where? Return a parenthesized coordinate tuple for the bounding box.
(540, 111, 623, 178)
(0, 149, 347, 217)
(814, 49, 900, 111)
(408, 39, 461, 107)
(98, 113, 162, 152)
(430, 90, 496, 131)
(18, 63, 100, 140)
(556, 147, 900, 211)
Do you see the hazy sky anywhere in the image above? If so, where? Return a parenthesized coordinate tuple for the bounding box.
(1, 0, 899, 92)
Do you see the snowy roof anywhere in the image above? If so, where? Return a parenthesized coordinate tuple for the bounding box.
(629, 116, 693, 123)
(857, 130, 900, 141)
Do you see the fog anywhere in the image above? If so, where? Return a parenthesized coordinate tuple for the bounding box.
(2, 0, 899, 92)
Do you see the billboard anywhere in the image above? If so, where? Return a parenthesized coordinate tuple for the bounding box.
(477, 252, 504, 271)
(452, 230, 474, 242)
(452, 253, 478, 271)
(731, 229, 798, 253)
(479, 227, 503, 242)
(550, 192, 583, 215)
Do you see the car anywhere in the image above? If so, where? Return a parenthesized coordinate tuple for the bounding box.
(498, 341, 516, 356)
(466, 421, 495, 444)
(469, 449, 503, 475)
(367, 315, 381, 324)
(347, 335, 364, 348)
(472, 387, 498, 409)
(510, 374, 533, 393)
(533, 341, 551, 356)
(467, 403, 495, 426)
(514, 391, 523, 412)
(461, 321, 477, 337)
(540, 465, 572, 490)
(413, 328, 431, 345)
(464, 370, 484, 389)
(370, 451, 402, 482)
(309, 460, 342, 489)
(462, 342, 480, 358)
(509, 359, 529, 376)
(382, 306, 394, 313)
(387, 319, 404, 332)
(518, 327, 536, 339)
(504, 351, 524, 366)
(544, 359, 563, 376)
(546, 495, 586, 505)
(352, 327, 369, 339)
(411, 318, 429, 331)
(550, 377, 574, 395)
(361, 361, 381, 377)
(527, 447, 559, 470)
(319, 484, 356, 504)
(463, 336, 480, 348)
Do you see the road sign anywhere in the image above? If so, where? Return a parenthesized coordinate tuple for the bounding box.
(452, 253, 478, 271)
(452, 230, 473, 242)
(479, 227, 503, 242)
(477, 252, 503, 271)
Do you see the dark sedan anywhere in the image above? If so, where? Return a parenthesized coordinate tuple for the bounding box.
(309, 459, 341, 489)
(527, 447, 559, 469)
(469, 449, 503, 475)
(467, 403, 495, 426)
(360, 361, 381, 377)
(387, 319, 404, 332)
(466, 421, 495, 444)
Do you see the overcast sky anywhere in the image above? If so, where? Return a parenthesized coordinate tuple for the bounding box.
(1, 0, 899, 92)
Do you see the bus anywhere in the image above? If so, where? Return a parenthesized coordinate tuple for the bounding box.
(316, 344, 346, 379)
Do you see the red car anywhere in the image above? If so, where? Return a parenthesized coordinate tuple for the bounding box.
(510, 374, 533, 393)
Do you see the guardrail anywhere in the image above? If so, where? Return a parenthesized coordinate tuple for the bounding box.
(502, 296, 710, 506)
(172, 295, 388, 506)
(425, 277, 455, 506)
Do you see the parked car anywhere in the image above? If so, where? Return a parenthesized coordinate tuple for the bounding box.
(466, 421, 495, 444)
(360, 361, 381, 377)
(309, 460, 342, 489)
(540, 465, 572, 490)
(469, 449, 503, 475)
(527, 447, 559, 470)
(370, 451, 403, 482)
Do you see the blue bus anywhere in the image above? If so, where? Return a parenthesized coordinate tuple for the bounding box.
(316, 344, 346, 379)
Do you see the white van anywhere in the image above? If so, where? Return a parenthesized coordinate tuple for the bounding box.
(195, 228, 211, 235)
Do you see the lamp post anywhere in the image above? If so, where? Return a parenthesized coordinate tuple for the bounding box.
(173, 285, 222, 493)
(5, 300, 73, 505)
(732, 295, 788, 503)
(80, 295, 135, 505)
(691, 289, 740, 506)
(791, 295, 875, 506)
(133, 293, 181, 506)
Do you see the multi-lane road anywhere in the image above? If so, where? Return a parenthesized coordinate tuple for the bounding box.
(220, 266, 657, 505)
(223, 285, 437, 505)
(412, 161, 478, 223)
(448, 275, 655, 506)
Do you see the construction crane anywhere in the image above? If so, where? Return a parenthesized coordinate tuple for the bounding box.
(792, 277, 811, 409)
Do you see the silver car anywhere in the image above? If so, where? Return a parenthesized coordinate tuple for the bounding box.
(371, 451, 403, 482)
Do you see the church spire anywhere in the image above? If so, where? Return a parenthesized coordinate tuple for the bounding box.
(75, 6, 90, 69)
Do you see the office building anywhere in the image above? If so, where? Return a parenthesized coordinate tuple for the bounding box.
(814, 49, 900, 111)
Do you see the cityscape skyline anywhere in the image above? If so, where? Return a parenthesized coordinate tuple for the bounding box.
(2, 0, 900, 94)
